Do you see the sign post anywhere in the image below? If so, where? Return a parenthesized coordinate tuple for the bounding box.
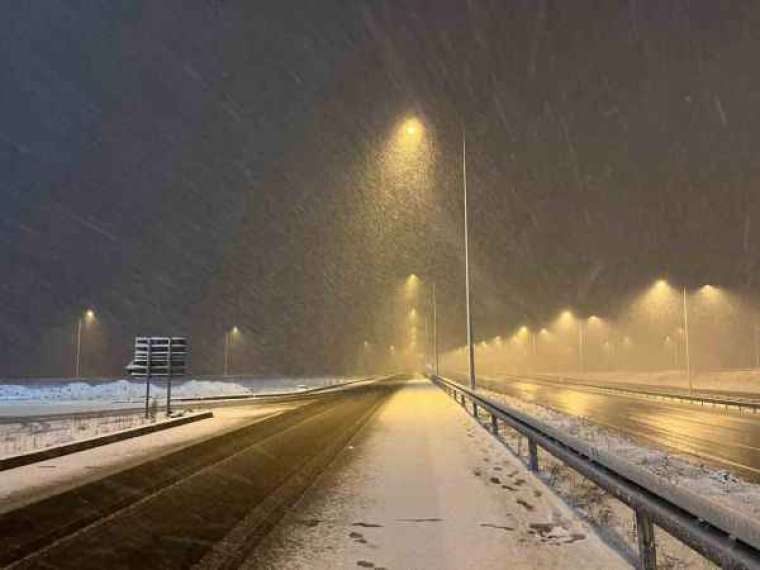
(126, 337, 188, 418)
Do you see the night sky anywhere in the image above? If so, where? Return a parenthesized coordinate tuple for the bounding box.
(2, 1, 760, 377)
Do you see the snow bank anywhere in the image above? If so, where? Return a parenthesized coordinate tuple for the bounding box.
(478, 386, 760, 528)
(0, 376, 360, 404)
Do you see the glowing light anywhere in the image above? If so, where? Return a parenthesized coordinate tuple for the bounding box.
(84, 309, 95, 321)
(655, 279, 669, 288)
(402, 118, 422, 137)
(231, 326, 240, 334)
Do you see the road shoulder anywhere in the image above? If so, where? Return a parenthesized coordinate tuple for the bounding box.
(249, 378, 631, 569)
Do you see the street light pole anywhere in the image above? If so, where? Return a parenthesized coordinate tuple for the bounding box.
(74, 317, 83, 378)
(578, 320, 585, 373)
(682, 287, 693, 392)
(462, 127, 476, 390)
(224, 331, 230, 377)
(432, 282, 439, 376)
(74, 309, 95, 378)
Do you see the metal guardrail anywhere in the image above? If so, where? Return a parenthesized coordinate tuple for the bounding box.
(498, 372, 760, 415)
(432, 375, 760, 570)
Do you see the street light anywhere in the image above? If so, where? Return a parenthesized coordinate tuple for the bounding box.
(647, 280, 694, 392)
(400, 119, 474, 387)
(557, 309, 584, 372)
(74, 308, 96, 378)
(224, 326, 240, 376)
(404, 274, 439, 376)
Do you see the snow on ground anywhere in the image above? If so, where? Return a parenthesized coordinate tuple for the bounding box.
(0, 375, 362, 457)
(0, 376, 361, 420)
(0, 402, 299, 514)
(540, 369, 760, 395)
(249, 378, 631, 569)
(477, 386, 759, 568)
(0, 375, 360, 403)
(0, 411, 158, 457)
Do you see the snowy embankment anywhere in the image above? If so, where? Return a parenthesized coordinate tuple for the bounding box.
(478, 386, 760, 567)
(0, 376, 360, 405)
(541, 369, 760, 395)
(0, 412, 157, 458)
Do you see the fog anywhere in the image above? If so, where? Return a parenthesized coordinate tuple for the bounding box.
(437, 282, 760, 390)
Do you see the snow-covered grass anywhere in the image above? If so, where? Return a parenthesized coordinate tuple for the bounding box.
(0, 412, 157, 458)
(470, 386, 760, 569)
(0, 376, 360, 405)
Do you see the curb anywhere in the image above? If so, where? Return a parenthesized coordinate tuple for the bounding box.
(0, 410, 213, 471)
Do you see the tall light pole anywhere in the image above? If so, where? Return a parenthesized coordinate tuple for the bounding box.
(432, 282, 439, 376)
(462, 127, 476, 390)
(224, 326, 239, 376)
(682, 287, 692, 392)
(398, 118, 474, 386)
(74, 309, 95, 378)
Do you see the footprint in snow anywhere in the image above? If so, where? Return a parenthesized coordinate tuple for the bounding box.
(516, 498, 535, 511)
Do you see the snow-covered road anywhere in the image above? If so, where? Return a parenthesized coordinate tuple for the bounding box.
(250, 378, 630, 569)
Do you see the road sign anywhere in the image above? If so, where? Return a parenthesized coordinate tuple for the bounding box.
(126, 337, 188, 417)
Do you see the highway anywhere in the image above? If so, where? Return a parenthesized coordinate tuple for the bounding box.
(0, 377, 402, 569)
(471, 374, 760, 483)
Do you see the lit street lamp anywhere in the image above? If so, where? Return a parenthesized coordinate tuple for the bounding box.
(402, 274, 438, 375)
(400, 119, 475, 388)
(461, 127, 476, 389)
(74, 308, 95, 378)
(224, 326, 240, 376)
(650, 280, 719, 393)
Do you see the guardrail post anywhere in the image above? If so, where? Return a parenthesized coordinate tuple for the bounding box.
(491, 414, 498, 435)
(635, 510, 657, 570)
(473, 402, 479, 418)
(528, 439, 539, 472)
